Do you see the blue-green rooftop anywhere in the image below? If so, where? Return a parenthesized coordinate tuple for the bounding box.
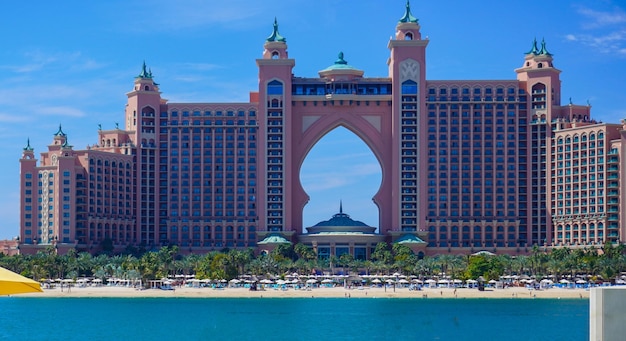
(525, 38, 552, 56)
(398, 0, 418, 24)
(313, 202, 368, 227)
(257, 233, 291, 245)
(395, 234, 426, 244)
(320, 52, 361, 73)
(266, 18, 286, 43)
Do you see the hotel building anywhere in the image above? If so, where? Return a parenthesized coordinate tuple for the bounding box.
(18, 2, 625, 257)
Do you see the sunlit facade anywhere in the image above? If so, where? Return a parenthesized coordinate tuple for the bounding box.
(18, 2, 624, 256)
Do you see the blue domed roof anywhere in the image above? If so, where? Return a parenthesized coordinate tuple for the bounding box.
(314, 211, 369, 227)
(313, 202, 368, 227)
(319, 52, 363, 78)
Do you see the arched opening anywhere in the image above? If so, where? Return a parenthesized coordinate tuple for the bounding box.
(300, 126, 382, 232)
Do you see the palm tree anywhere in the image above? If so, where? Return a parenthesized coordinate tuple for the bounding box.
(76, 252, 94, 277)
(413, 257, 437, 279)
(511, 255, 529, 276)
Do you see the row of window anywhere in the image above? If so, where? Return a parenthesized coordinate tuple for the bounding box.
(167, 110, 256, 117)
(428, 87, 523, 95)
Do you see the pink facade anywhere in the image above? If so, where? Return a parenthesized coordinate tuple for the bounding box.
(18, 2, 625, 256)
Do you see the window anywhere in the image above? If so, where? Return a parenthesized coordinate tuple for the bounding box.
(267, 80, 283, 95)
(402, 80, 418, 94)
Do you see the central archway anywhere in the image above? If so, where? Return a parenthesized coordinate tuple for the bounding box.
(300, 126, 382, 231)
(287, 105, 395, 236)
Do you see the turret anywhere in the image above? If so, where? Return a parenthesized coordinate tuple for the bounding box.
(395, 0, 422, 40)
(125, 61, 162, 146)
(262, 18, 288, 60)
(516, 38, 562, 119)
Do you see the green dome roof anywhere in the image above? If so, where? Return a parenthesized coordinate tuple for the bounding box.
(313, 212, 369, 227)
(257, 233, 291, 245)
(395, 234, 426, 244)
(313, 202, 368, 227)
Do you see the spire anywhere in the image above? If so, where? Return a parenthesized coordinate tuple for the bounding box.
(266, 17, 286, 42)
(539, 38, 552, 56)
(525, 38, 539, 55)
(54, 124, 66, 137)
(23, 138, 34, 151)
(138, 61, 152, 79)
(398, 0, 418, 23)
(339, 200, 343, 214)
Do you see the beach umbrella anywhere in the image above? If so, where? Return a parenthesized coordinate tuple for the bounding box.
(0, 266, 43, 295)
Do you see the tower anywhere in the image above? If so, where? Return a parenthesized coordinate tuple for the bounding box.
(19, 139, 37, 245)
(516, 38, 561, 246)
(125, 62, 164, 246)
(256, 19, 296, 240)
(387, 0, 429, 234)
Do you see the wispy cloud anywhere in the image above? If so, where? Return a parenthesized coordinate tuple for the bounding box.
(177, 62, 224, 72)
(35, 105, 86, 118)
(0, 113, 29, 123)
(576, 6, 626, 29)
(301, 161, 381, 192)
(5, 50, 95, 74)
(567, 4, 626, 55)
(119, 0, 271, 33)
(565, 30, 626, 54)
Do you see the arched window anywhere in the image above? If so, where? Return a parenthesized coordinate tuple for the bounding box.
(537, 63, 543, 68)
(405, 32, 413, 40)
(401, 80, 418, 94)
(144, 85, 149, 91)
(267, 80, 283, 95)
(271, 51, 279, 59)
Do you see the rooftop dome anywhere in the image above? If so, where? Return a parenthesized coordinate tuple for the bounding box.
(313, 202, 368, 227)
(306, 202, 376, 235)
(318, 52, 364, 80)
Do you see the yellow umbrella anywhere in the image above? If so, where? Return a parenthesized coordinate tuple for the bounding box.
(0, 266, 43, 295)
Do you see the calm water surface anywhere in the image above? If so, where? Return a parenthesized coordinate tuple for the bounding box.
(0, 297, 588, 340)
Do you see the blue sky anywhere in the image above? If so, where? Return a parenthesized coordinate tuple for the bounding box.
(0, 0, 625, 239)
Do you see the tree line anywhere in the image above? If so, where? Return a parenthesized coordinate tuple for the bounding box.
(1, 242, 625, 285)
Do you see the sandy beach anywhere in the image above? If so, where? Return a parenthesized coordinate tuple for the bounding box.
(19, 285, 590, 299)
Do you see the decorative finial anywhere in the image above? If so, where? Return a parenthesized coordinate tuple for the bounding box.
(98, 123, 102, 130)
(55, 124, 66, 137)
(138, 61, 152, 79)
(539, 38, 552, 56)
(525, 38, 539, 55)
(399, 0, 418, 23)
(340, 200, 343, 214)
(266, 17, 286, 42)
(115, 122, 119, 129)
(569, 97, 572, 105)
(23, 138, 34, 151)
(335, 52, 347, 65)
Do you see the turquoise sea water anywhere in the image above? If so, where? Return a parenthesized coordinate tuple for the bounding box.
(0, 297, 588, 341)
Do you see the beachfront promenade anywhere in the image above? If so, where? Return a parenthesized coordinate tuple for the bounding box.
(21, 284, 590, 299)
